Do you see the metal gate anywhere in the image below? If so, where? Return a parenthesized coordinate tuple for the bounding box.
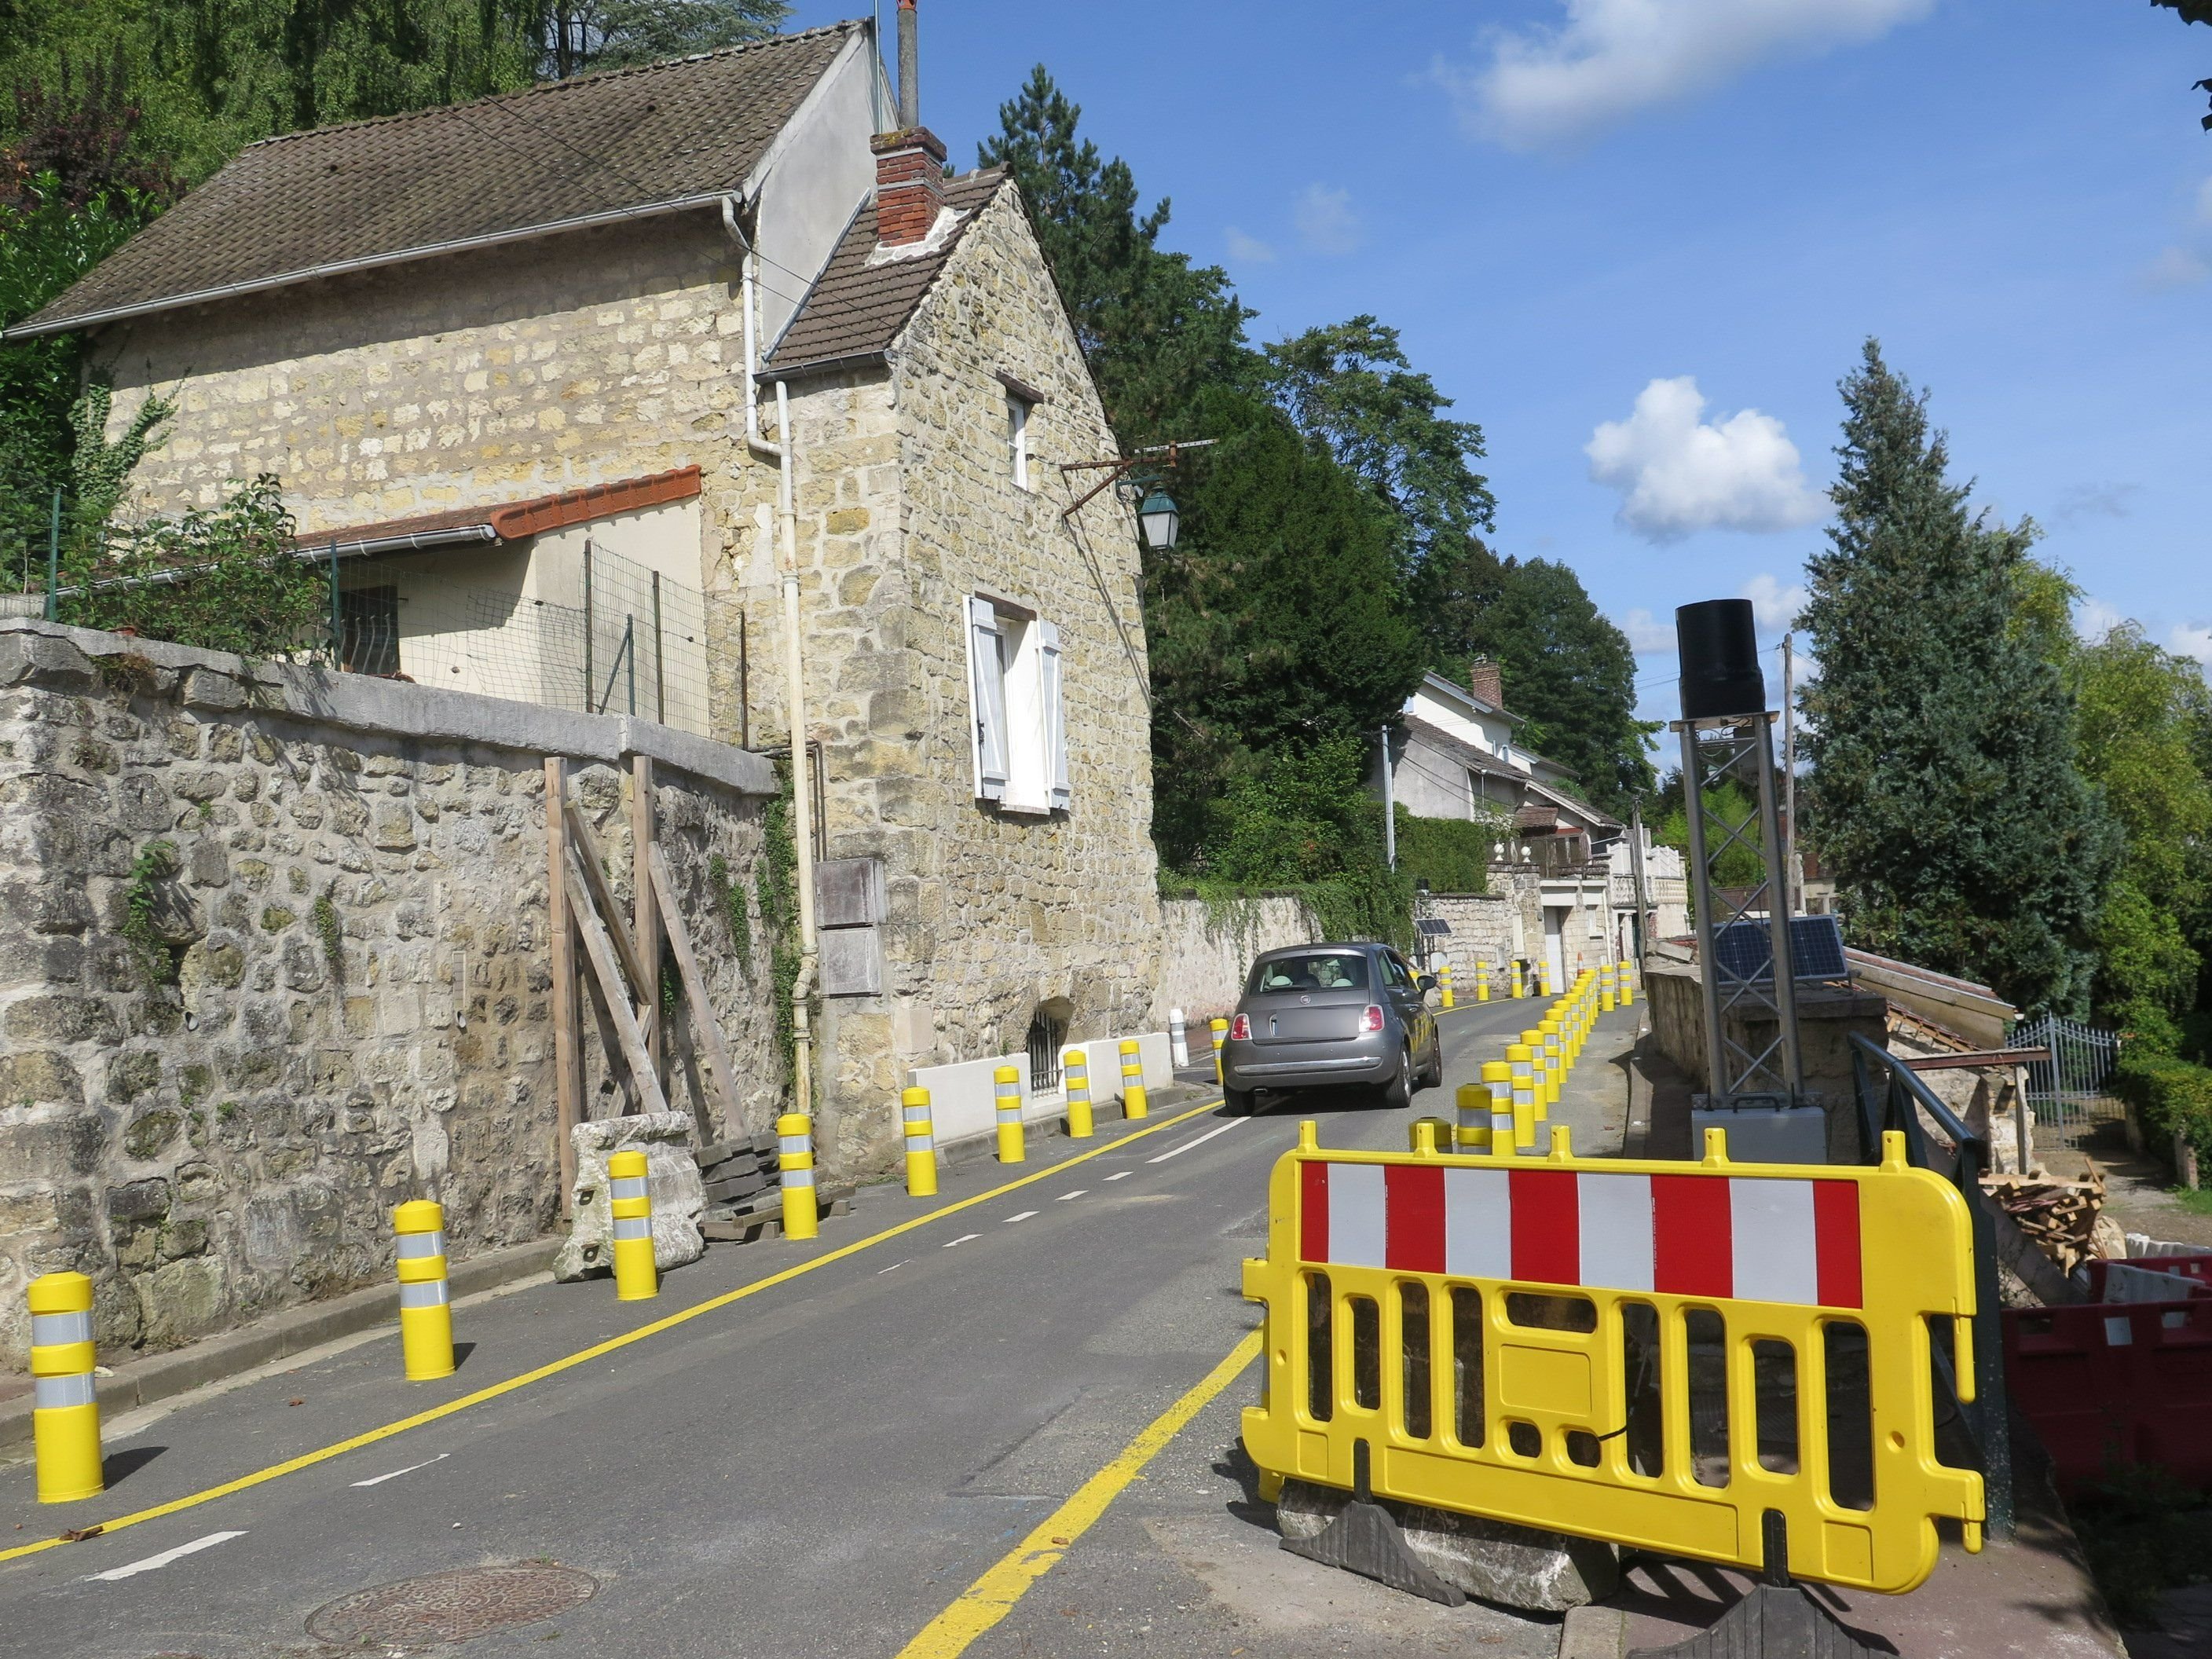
(2008, 1013, 2121, 1147)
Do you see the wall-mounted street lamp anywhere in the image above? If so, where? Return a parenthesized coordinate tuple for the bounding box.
(1060, 438, 1217, 551)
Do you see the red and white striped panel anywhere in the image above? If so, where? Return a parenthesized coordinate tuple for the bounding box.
(1297, 1162, 1862, 1309)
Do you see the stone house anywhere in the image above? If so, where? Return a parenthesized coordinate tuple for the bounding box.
(1386, 664, 1683, 986)
(8, 19, 1163, 1182)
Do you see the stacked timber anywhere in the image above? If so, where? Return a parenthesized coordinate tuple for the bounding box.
(695, 1133, 856, 1243)
(1981, 1164, 2116, 1276)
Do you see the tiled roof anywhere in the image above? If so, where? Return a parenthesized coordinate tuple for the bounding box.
(303, 466, 701, 554)
(8, 26, 861, 339)
(764, 170, 1007, 375)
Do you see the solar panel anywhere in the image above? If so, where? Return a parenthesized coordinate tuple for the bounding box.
(1415, 918, 1452, 936)
(1712, 915, 1849, 983)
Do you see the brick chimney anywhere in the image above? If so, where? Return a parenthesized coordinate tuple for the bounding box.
(872, 125, 948, 247)
(1467, 657, 1503, 709)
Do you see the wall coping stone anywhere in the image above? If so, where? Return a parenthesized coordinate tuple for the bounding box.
(0, 618, 774, 796)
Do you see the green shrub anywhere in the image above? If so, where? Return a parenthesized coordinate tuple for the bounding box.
(2112, 1045, 2212, 1158)
(1395, 807, 1496, 895)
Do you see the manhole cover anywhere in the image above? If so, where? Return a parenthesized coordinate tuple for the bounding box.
(306, 1565, 596, 1648)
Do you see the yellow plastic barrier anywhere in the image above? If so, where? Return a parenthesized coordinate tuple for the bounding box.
(1476, 961, 1491, 1003)
(393, 1199, 455, 1380)
(778, 1112, 819, 1240)
(1618, 958, 1635, 1007)
(608, 1149, 658, 1302)
(993, 1065, 1026, 1164)
(902, 1086, 938, 1196)
(1601, 963, 1617, 1013)
(28, 1272, 101, 1503)
(1119, 1039, 1148, 1120)
(1240, 1124, 1983, 1596)
(1063, 1049, 1095, 1141)
(1438, 964, 1456, 1010)
(1210, 1017, 1229, 1084)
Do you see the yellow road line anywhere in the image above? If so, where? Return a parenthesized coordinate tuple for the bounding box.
(1, 1097, 1225, 1568)
(895, 1329, 1263, 1659)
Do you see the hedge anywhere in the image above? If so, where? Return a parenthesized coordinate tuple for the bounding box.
(1395, 808, 1496, 895)
(2112, 1047, 2212, 1160)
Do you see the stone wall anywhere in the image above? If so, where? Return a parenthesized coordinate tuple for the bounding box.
(0, 621, 775, 1372)
(1155, 895, 1320, 1026)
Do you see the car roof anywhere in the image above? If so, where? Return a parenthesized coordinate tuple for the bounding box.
(1251, 942, 1387, 963)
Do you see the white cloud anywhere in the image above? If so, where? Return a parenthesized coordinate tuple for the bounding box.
(1434, 0, 1932, 151)
(1294, 184, 1361, 255)
(2051, 482, 2139, 526)
(1618, 607, 1678, 654)
(1741, 572, 1807, 632)
(2144, 247, 2210, 290)
(1586, 376, 1828, 542)
(2075, 595, 2125, 645)
(1224, 227, 1276, 264)
(2171, 622, 2212, 668)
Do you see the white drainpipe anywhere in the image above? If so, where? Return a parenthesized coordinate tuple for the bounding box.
(721, 195, 819, 1119)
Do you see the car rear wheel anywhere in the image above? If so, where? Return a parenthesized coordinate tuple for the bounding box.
(1417, 1034, 1444, 1090)
(1377, 1051, 1412, 1111)
(1224, 1086, 1257, 1115)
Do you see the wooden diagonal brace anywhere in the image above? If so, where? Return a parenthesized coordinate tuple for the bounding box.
(650, 844, 745, 1134)
(566, 847, 669, 1119)
(563, 797, 657, 1048)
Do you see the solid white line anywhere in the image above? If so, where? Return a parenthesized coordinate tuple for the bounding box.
(1146, 1118, 1249, 1164)
(1104, 1171, 1133, 1181)
(944, 1233, 982, 1248)
(350, 1453, 449, 1488)
(1003, 1211, 1038, 1224)
(85, 1531, 246, 1581)
(1056, 1190, 1086, 1201)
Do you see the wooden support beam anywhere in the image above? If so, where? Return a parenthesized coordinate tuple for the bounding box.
(650, 844, 743, 1137)
(634, 754, 663, 1075)
(562, 797, 657, 1049)
(566, 848, 670, 1118)
(546, 757, 581, 1215)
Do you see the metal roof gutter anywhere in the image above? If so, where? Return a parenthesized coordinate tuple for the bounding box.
(1, 194, 740, 342)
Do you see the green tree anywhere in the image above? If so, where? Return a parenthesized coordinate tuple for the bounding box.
(1799, 341, 2118, 1013)
(537, 0, 786, 79)
(1446, 546, 1655, 815)
(978, 66, 1254, 443)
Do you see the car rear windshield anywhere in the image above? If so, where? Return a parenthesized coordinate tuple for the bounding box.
(1249, 952, 1372, 994)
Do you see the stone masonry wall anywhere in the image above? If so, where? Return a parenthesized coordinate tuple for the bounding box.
(0, 623, 774, 1372)
(1155, 896, 1320, 1027)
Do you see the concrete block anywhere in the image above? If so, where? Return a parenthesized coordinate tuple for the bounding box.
(556, 1111, 705, 1282)
(1276, 1478, 1617, 1613)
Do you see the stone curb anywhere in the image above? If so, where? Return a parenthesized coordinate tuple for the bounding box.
(1557, 1605, 1628, 1658)
(0, 1236, 562, 1459)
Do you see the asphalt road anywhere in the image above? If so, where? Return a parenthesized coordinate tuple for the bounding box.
(0, 991, 1643, 1659)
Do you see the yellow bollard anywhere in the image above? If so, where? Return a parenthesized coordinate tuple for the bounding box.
(29, 1271, 101, 1503)
(778, 1112, 819, 1240)
(1438, 962, 1456, 1009)
(1210, 1017, 1228, 1084)
(608, 1149, 657, 1302)
(1482, 1059, 1519, 1152)
(1119, 1038, 1148, 1119)
(1511, 960, 1524, 999)
(1506, 1045, 1539, 1150)
(1540, 1019, 1564, 1110)
(994, 1064, 1027, 1163)
(902, 1086, 938, 1197)
(1476, 960, 1491, 1002)
(1600, 962, 1617, 1013)
(1064, 1048, 1095, 1140)
(393, 1199, 455, 1382)
(1454, 1081, 1489, 1150)
(1618, 958, 1635, 1006)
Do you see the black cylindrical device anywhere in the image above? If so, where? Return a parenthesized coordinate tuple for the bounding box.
(1675, 599, 1767, 720)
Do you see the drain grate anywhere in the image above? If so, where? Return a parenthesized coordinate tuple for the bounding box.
(306, 1564, 596, 1649)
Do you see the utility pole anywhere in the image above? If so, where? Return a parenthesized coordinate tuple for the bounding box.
(1379, 723, 1397, 870)
(1781, 632, 1798, 916)
(1628, 800, 1651, 967)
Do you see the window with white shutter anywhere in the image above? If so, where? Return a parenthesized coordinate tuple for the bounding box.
(965, 596, 1009, 800)
(1039, 621, 1069, 809)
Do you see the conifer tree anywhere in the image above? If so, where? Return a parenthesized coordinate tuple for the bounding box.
(1799, 341, 2117, 1013)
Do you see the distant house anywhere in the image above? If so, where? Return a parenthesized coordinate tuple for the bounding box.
(1385, 662, 1684, 984)
(6, 20, 1164, 1175)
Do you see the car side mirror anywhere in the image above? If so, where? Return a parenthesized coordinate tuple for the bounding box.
(1416, 974, 1437, 993)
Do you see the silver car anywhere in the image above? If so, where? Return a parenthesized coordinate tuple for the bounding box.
(1220, 943, 1443, 1113)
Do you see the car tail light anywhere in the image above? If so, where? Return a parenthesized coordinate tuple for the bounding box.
(1360, 1004, 1385, 1034)
(1229, 1013, 1251, 1042)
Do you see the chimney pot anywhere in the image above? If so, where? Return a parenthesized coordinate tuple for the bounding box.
(872, 126, 948, 247)
(897, 0, 920, 130)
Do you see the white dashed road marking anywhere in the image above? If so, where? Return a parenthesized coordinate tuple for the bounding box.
(1057, 1191, 1086, 1201)
(945, 1234, 983, 1248)
(1105, 1171, 1133, 1181)
(85, 1531, 247, 1582)
(350, 1453, 449, 1488)
(1146, 1118, 1248, 1164)
(1003, 1211, 1038, 1224)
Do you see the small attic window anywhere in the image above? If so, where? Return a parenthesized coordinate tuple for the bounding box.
(1006, 391, 1031, 489)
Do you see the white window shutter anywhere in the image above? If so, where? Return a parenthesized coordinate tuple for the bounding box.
(1040, 621, 1069, 809)
(965, 597, 1009, 800)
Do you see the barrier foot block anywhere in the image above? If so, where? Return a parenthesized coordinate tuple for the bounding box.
(1280, 1500, 1467, 1609)
(1624, 1583, 1889, 1657)
(1278, 1441, 1465, 1608)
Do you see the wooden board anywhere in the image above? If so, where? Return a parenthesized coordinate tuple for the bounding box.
(562, 797, 657, 1050)
(566, 848, 670, 1119)
(651, 843, 745, 1136)
(545, 758, 581, 1213)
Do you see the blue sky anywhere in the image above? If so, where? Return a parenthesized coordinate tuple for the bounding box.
(789, 2, 2212, 722)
